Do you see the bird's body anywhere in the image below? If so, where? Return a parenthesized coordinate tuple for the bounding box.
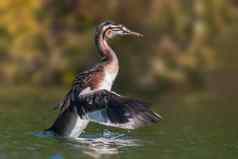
(47, 21, 161, 138)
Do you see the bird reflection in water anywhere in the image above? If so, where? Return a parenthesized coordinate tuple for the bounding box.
(67, 130, 140, 159)
(37, 130, 140, 159)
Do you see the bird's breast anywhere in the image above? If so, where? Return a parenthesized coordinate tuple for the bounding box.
(98, 70, 117, 90)
(80, 70, 118, 96)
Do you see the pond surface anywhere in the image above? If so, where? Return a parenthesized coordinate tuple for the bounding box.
(0, 84, 237, 159)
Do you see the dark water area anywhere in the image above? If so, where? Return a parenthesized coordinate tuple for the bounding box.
(0, 69, 238, 159)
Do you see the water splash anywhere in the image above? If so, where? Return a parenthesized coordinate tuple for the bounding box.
(69, 130, 140, 158)
(34, 130, 140, 158)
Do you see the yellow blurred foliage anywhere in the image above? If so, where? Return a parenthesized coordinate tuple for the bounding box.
(0, 0, 237, 87)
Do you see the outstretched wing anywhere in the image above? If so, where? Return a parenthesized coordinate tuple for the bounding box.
(75, 90, 162, 129)
(57, 65, 104, 112)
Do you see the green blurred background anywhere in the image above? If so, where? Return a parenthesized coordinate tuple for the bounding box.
(1, 1, 238, 159)
(1, 0, 237, 92)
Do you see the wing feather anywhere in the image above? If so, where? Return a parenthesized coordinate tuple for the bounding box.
(56, 65, 103, 112)
(76, 90, 162, 129)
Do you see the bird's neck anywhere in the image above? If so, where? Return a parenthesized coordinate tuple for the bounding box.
(96, 35, 119, 67)
(95, 35, 119, 90)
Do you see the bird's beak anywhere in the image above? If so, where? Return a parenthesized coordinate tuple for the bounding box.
(128, 30, 143, 37)
(123, 27, 143, 37)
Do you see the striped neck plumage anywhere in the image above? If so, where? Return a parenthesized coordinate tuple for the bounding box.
(95, 33, 119, 66)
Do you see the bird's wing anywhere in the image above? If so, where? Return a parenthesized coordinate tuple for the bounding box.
(76, 90, 162, 129)
(57, 65, 104, 112)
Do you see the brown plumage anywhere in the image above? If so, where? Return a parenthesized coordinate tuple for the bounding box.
(57, 65, 105, 113)
(47, 21, 161, 138)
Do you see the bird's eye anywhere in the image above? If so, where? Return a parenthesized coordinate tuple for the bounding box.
(106, 30, 112, 37)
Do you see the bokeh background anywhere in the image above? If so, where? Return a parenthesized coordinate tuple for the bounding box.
(1, 0, 237, 91)
(0, 0, 238, 159)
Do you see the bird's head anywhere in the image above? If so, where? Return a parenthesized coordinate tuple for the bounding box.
(96, 21, 143, 40)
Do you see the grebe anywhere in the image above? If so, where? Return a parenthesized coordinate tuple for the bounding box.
(47, 21, 162, 138)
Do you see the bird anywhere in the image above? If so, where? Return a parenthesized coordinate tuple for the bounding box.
(47, 21, 162, 138)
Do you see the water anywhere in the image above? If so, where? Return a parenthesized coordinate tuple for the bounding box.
(0, 85, 238, 159)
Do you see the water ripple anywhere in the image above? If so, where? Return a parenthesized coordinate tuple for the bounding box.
(34, 130, 140, 158)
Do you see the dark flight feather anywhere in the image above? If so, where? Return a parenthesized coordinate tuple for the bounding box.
(56, 65, 104, 112)
(75, 90, 162, 129)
